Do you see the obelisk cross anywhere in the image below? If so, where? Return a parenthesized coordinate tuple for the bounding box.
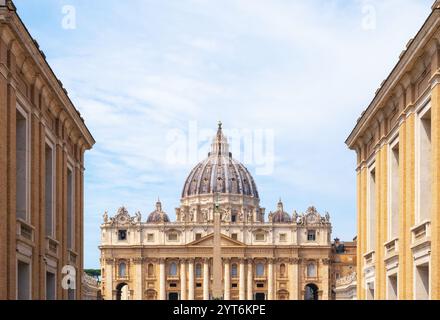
(212, 192, 223, 299)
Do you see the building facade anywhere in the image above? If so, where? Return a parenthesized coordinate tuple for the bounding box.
(330, 238, 357, 299)
(0, 1, 95, 299)
(81, 272, 101, 300)
(100, 124, 338, 300)
(334, 272, 357, 300)
(346, 0, 440, 300)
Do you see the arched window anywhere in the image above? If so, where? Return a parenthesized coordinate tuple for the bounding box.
(307, 263, 317, 278)
(195, 264, 202, 278)
(118, 262, 127, 277)
(280, 264, 286, 277)
(169, 262, 177, 276)
(231, 264, 238, 278)
(148, 264, 154, 277)
(256, 263, 265, 277)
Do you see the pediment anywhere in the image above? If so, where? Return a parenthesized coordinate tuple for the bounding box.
(188, 233, 245, 247)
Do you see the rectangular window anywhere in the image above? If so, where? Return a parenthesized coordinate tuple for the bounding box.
(389, 141, 399, 240)
(67, 167, 74, 250)
(307, 230, 316, 241)
(195, 233, 202, 241)
(118, 230, 127, 241)
(255, 233, 265, 241)
(16, 109, 28, 221)
(387, 274, 398, 300)
(367, 166, 376, 251)
(366, 282, 375, 300)
(147, 233, 154, 242)
(231, 233, 238, 241)
(46, 271, 56, 300)
(279, 233, 287, 242)
(68, 288, 75, 300)
(417, 108, 432, 223)
(17, 261, 31, 300)
(168, 233, 178, 241)
(45, 143, 54, 237)
(415, 264, 430, 300)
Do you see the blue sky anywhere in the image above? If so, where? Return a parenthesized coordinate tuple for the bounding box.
(14, 0, 433, 268)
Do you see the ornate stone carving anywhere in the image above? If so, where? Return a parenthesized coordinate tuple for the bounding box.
(132, 257, 144, 264)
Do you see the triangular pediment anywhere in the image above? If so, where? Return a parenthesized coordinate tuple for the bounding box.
(187, 233, 245, 247)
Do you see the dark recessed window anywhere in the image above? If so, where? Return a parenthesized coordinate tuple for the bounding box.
(307, 230, 316, 241)
(196, 283, 202, 288)
(170, 283, 177, 288)
(232, 283, 238, 288)
(256, 283, 264, 288)
(118, 230, 127, 241)
(231, 214, 237, 223)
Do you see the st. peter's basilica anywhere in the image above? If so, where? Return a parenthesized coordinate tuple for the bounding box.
(99, 124, 353, 300)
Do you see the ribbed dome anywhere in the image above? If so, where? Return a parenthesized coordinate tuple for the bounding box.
(147, 200, 170, 223)
(271, 200, 292, 223)
(182, 123, 259, 199)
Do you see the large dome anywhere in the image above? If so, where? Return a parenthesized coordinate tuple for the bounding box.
(182, 123, 259, 199)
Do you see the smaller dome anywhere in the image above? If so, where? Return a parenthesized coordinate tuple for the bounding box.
(270, 199, 292, 223)
(147, 200, 170, 223)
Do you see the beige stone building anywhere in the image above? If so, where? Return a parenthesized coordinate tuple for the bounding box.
(100, 124, 340, 300)
(346, 0, 440, 300)
(0, 1, 95, 299)
(331, 238, 357, 300)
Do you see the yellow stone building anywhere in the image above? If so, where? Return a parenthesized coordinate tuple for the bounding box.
(0, 1, 95, 299)
(346, 0, 440, 300)
(100, 125, 343, 300)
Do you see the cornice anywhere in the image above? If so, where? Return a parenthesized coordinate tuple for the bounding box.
(0, 10, 95, 149)
(346, 8, 440, 148)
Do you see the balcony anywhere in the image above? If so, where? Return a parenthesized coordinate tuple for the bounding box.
(384, 238, 399, 260)
(363, 250, 375, 267)
(411, 221, 431, 247)
(46, 236, 59, 257)
(68, 250, 78, 265)
(16, 219, 34, 243)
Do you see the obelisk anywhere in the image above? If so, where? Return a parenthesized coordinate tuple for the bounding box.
(212, 193, 223, 299)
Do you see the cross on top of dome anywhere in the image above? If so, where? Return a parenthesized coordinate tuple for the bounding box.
(211, 121, 230, 157)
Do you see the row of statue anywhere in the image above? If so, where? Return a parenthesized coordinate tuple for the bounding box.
(103, 204, 330, 225)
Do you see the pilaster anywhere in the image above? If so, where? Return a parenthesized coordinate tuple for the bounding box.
(431, 78, 440, 299)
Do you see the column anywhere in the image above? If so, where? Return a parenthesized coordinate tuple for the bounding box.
(203, 258, 210, 300)
(247, 259, 253, 300)
(188, 259, 195, 300)
(239, 259, 246, 300)
(159, 259, 166, 300)
(321, 259, 330, 300)
(0, 43, 7, 299)
(224, 258, 230, 300)
(431, 60, 440, 299)
(105, 259, 114, 300)
(289, 258, 299, 300)
(180, 259, 187, 300)
(404, 113, 416, 300)
(267, 259, 274, 300)
(133, 258, 143, 300)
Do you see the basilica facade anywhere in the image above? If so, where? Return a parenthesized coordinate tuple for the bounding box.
(100, 124, 338, 300)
